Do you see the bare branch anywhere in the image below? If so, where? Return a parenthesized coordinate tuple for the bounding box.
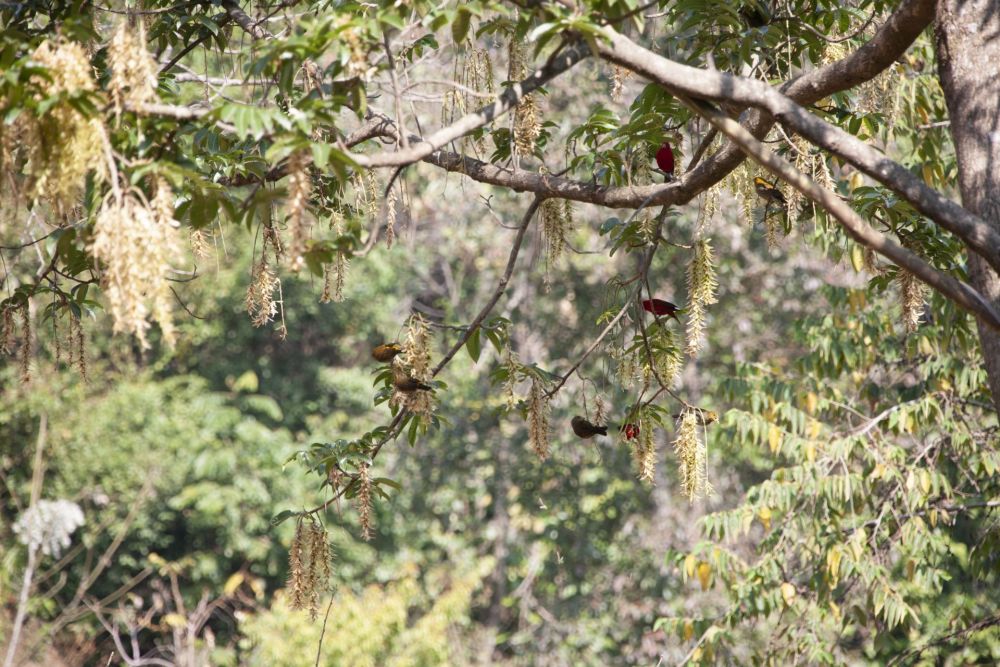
(343, 43, 589, 168)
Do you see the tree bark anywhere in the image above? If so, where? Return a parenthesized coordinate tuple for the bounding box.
(936, 0, 1000, 413)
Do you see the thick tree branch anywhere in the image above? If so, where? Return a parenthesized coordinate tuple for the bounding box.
(684, 97, 1000, 332)
(594, 26, 1000, 275)
(220, 0, 270, 40)
(143, 0, 930, 215)
(338, 0, 932, 208)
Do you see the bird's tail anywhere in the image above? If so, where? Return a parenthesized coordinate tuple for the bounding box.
(595, 425, 608, 436)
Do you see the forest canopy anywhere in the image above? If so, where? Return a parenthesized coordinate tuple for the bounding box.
(2, 0, 1000, 665)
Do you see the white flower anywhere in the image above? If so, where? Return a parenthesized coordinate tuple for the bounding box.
(13, 499, 85, 557)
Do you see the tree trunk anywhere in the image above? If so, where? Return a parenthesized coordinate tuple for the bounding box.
(935, 0, 1000, 414)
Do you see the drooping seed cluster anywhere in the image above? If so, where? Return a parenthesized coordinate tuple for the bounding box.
(108, 21, 158, 117)
(287, 518, 333, 619)
(19, 39, 106, 210)
(90, 181, 181, 349)
(685, 238, 719, 357)
(527, 378, 550, 461)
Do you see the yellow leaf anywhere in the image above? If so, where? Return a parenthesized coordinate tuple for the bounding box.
(849, 171, 864, 191)
(918, 336, 934, 356)
(250, 577, 266, 599)
(697, 562, 712, 591)
(683, 619, 695, 642)
(920, 469, 932, 494)
(162, 613, 186, 629)
(850, 245, 865, 273)
(804, 392, 818, 415)
(224, 572, 245, 596)
(830, 601, 842, 621)
(906, 559, 916, 580)
(684, 554, 697, 580)
(929, 509, 938, 528)
(848, 289, 867, 311)
(872, 463, 886, 480)
(921, 163, 935, 185)
(780, 582, 797, 606)
(805, 441, 817, 463)
(691, 647, 703, 661)
(759, 507, 772, 531)
(768, 424, 783, 455)
(827, 548, 842, 585)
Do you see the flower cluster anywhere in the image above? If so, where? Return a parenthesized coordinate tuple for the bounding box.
(108, 21, 158, 116)
(21, 39, 105, 209)
(527, 378, 550, 461)
(14, 499, 85, 558)
(90, 184, 181, 349)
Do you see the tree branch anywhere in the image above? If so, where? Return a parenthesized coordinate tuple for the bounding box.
(682, 97, 1000, 332)
(430, 196, 542, 377)
(342, 43, 589, 168)
(594, 24, 1000, 275)
(220, 0, 270, 40)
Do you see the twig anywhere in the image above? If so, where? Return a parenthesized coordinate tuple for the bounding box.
(430, 196, 541, 377)
(314, 595, 336, 667)
(888, 612, 1000, 666)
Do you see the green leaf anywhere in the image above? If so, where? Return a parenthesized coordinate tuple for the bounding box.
(466, 328, 482, 363)
(270, 510, 296, 526)
(451, 8, 472, 44)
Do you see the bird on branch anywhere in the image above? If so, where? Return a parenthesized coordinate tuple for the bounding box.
(571, 416, 608, 439)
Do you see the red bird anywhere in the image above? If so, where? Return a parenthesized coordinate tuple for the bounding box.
(641, 298, 681, 321)
(655, 142, 675, 179)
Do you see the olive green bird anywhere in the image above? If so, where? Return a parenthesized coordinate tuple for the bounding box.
(372, 343, 403, 363)
(392, 366, 433, 393)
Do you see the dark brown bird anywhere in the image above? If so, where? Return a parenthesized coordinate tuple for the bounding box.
(571, 416, 608, 439)
(754, 177, 786, 206)
(392, 367, 433, 393)
(372, 343, 403, 363)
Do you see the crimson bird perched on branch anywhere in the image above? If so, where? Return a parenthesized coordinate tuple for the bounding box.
(620, 423, 640, 440)
(641, 298, 682, 322)
(571, 416, 608, 439)
(655, 141, 675, 181)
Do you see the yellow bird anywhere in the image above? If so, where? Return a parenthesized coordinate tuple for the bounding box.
(754, 177, 786, 206)
(372, 343, 403, 363)
(673, 409, 719, 425)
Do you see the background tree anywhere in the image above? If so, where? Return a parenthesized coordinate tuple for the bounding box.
(1, 0, 999, 664)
